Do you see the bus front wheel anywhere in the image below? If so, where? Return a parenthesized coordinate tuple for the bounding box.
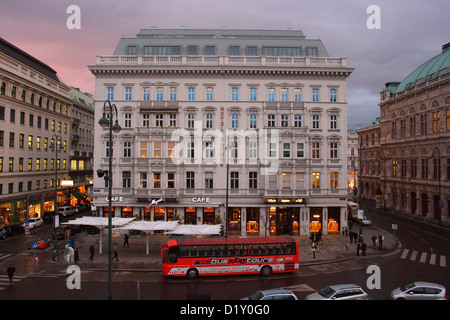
(187, 268, 199, 280)
(260, 266, 272, 277)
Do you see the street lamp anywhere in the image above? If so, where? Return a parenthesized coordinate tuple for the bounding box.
(98, 100, 121, 300)
(224, 137, 235, 239)
(49, 134, 62, 261)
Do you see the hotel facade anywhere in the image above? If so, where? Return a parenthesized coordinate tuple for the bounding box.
(89, 29, 354, 237)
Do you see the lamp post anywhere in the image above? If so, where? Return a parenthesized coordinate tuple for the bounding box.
(224, 137, 235, 239)
(98, 100, 121, 300)
(49, 134, 62, 261)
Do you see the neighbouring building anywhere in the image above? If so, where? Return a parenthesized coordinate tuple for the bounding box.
(0, 37, 72, 226)
(68, 87, 95, 207)
(360, 42, 450, 226)
(89, 28, 354, 236)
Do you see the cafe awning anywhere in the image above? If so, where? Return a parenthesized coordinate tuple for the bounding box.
(165, 224, 222, 236)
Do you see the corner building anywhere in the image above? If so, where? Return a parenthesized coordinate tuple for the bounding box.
(89, 29, 353, 236)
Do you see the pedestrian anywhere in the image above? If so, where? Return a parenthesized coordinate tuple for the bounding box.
(74, 248, 79, 264)
(378, 234, 384, 250)
(349, 230, 354, 243)
(112, 243, 119, 261)
(123, 233, 129, 247)
(311, 242, 316, 259)
(89, 243, 95, 261)
(362, 242, 367, 256)
(6, 264, 15, 287)
(356, 242, 361, 256)
(353, 232, 358, 243)
(371, 235, 377, 248)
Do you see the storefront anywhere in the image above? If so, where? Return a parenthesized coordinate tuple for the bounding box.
(246, 207, 260, 236)
(227, 207, 241, 235)
(310, 207, 322, 233)
(203, 207, 215, 224)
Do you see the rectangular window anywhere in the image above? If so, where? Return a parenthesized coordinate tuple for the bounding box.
(267, 114, 275, 127)
(249, 172, 257, 189)
(294, 114, 302, 127)
(188, 87, 195, 101)
(156, 87, 163, 101)
(294, 88, 302, 102)
(433, 111, 440, 133)
(187, 113, 195, 128)
(122, 171, 131, 188)
(139, 142, 148, 158)
(186, 172, 195, 189)
(143, 114, 150, 127)
(124, 113, 131, 128)
(205, 172, 214, 189)
(267, 88, 275, 101)
(167, 173, 175, 189)
(169, 114, 177, 127)
(421, 159, 428, 178)
(231, 87, 239, 101)
(143, 87, 150, 101)
(169, 87, 177, 101)
(139, 173, 147, 188)
(230, 172, 239, 189)
(296, 143, 304, 158)
(330, 142, 338, 159)
(249, 141, 257, 160)
(330, 115, 337, 129)
(107, 87, 114, 100)
(269, 142, 277, 158)
(249, 114, 257, 129)
(153, 141, 162, 158)
(312, 114, 320, 129)
(206, 87, 214, 101)
(281, 88, 288, 101)
(283, 142, 291, 158)
(155, 114, 163, 127)
(312, 142, 320, 159)
(206, 113, 213, 129)
(249, 88, 257, 101)
(330, 172, 339, 189)
(312, 172, 321, 189)
(269, 174, 277, 189)
(9, 132, 14, 148)
(231, 114, 238, 129)
(281, 114, 289, 127)
(282, 172, 291, 189)
(330, 89, 337, 102)
(153, 173, 161, 189)
(123, 141, 131, 158)
(125, 87, 132, 101)
(312, 88, 319, 102)
(296, 172, 305, 189)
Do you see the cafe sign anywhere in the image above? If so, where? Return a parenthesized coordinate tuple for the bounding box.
(192, 197, 211, 203)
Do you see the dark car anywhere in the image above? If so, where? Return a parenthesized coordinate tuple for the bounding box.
(43, 211, 58, 223)
(52, 226, 69, 240)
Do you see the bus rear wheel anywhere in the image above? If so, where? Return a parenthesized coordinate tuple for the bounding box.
(260, 266, 272, 277)
(186, 268, 199, 280)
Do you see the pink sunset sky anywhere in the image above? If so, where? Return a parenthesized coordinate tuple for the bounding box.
(1, 0, 448, 129)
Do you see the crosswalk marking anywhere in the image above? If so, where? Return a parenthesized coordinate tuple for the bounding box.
(0, 275, 26, 290)
(419, 252, 427, 263)
(430, 254, 436, 265)
(401, 249, 409, 259)
(440, 255, 446, 267)
(0, 253, 13, 261)
(400, 249, 447, 267)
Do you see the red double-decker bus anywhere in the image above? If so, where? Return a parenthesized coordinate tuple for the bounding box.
(161, 236, 299, 279)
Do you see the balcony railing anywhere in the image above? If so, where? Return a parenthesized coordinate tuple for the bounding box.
(95, 55, 347, 68)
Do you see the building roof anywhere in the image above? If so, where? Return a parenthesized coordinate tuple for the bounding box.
(0, 37, 60, 82)
(70, 86, 94, 110)
(113, 28, 329, 57)
(390, 42, 450, 94)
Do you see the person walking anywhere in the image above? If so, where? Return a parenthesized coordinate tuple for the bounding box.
(6, 264, 15, 287)
(371, 235, 377, 248)
(378, 234, 384, 250)
(311, 242, 316, 259)
(362, 242, 367, 256)
(112, 243, 119, 261)
(89, 243, 95, 261)
(123, 233, 129, 247)
(74, 248, 79, 264)
(356, 242, 361, 256)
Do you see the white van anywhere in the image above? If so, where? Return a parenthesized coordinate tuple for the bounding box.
(57, 206, 75, 217)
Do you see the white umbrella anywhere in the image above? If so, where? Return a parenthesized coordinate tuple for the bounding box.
(116, 220, 179, 254)
(64, 217, 136, 254)
(165, 224, 221, 235)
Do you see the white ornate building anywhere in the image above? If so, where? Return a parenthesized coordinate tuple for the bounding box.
(89, 29, 354, 236)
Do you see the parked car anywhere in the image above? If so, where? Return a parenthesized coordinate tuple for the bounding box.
(390, 282, 447, 300)
(305, 284, 369, 300)
(52, 226, 70, 240)
(43, 211, 59, 223)
(57, 206, 75, 217)
(23, 218, 43, 229)
(359, 216, 372, 226)
(0, 227, 7, 240)
(241, 289, 298, 300)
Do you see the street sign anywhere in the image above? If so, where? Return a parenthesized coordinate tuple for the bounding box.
(392, 224, 398, 230)
(24, 225, 30, 235)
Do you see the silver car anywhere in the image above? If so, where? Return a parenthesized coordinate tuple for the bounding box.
(390, 282, 447, 300)
(241, 289, 298, 300)
(305, 284, 369, 300)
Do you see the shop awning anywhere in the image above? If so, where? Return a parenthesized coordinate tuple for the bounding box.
(72, 191, 86, 200)
(63, 217, 136, 254)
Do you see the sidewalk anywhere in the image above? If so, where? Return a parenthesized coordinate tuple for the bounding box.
(5, 224, 400, 277)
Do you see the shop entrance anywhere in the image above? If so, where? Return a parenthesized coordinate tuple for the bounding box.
(276, 207, 291, 235)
